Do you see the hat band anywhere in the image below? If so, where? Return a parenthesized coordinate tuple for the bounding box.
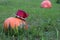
(16, 15, 26, 20)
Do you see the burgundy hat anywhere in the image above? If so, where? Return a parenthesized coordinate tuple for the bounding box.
(16, 10, 29, 19)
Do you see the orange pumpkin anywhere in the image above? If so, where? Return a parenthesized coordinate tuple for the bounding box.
(3, 17, 28, 36)
(41, 0, 52, 8)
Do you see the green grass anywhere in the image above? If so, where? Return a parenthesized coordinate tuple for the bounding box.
(0, 0, 60, 40)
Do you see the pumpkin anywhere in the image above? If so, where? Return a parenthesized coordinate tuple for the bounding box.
(3, 17, 28, 36)
(41, 0, 52, 8)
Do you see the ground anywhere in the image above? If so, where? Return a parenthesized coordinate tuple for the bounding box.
(0, 0, 60, 40)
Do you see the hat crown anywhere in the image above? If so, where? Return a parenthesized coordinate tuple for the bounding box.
(16, 10, 29, 18)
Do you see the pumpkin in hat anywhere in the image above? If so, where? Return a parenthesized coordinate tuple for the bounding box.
(41, 0, 52, 8)
(3, 10, 29, 36)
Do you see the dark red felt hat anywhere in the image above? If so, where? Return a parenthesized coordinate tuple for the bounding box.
(16, 10, 29, 19)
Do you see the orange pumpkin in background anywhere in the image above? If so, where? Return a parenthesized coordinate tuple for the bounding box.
(41, 0, 52, 8)
(3, 10, 29, 36)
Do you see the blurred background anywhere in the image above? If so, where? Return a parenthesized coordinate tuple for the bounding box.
(0, 0, 60, 40)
